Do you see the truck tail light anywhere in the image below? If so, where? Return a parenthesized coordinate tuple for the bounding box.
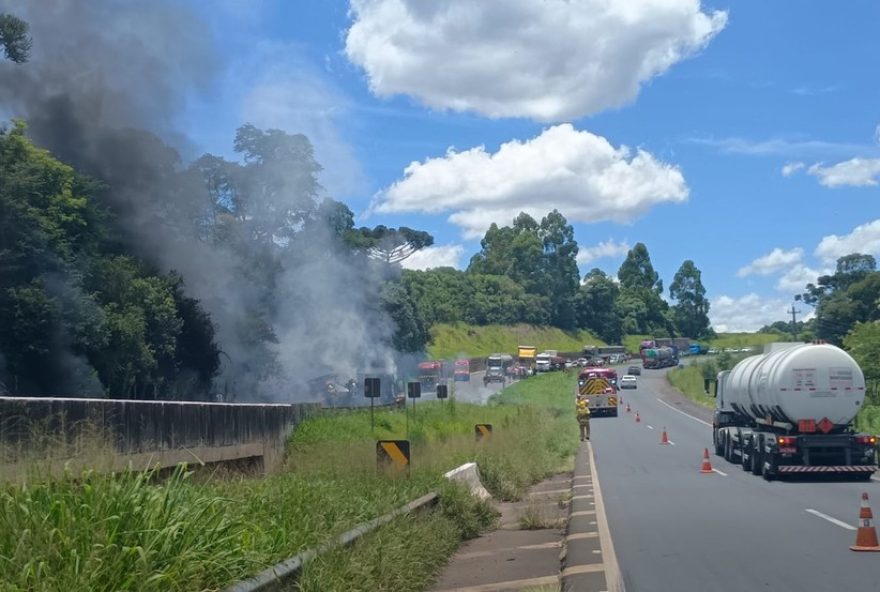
(777, 436, 797, 447)
(856, 435, 878, 445)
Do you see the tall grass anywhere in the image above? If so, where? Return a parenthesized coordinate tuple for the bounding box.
(0, 375, 578, 592)
(666, 364, 715, 408)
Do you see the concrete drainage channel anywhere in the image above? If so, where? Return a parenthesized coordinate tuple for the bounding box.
(220, 462, 490, 592)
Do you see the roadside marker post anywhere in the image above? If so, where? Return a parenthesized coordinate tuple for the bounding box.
(364, 377, 381, 430)
(407, 381, 421, 433)
(475, 423, 493, 441)
(436, 384, 448, 404)
(377, 440, 410, 475)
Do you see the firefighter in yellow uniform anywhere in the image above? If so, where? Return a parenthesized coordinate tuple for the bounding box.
(576, 396, 591, 441)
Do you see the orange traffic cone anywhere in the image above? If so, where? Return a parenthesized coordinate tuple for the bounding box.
(700, 448, 714, 474)
(635, 412, 640, 423)
(626, 402, 631, 413)
(660, 428, 670, 445)
(851, 492, 880, 552)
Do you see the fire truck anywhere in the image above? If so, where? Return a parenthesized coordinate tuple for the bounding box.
(418, 361, 447, 390)
(577, 366, 619, 417)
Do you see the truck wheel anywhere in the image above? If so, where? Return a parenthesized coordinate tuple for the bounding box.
(724, 436, 734, 463)
(713, 432, 723, 456)
(741, 446, 750, 472)
(762, 455, 775, 481)
(750, 442, 762, 476)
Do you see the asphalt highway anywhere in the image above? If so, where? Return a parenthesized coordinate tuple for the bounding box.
(592, 369, 880, 592)
(449, 371, 506, 405)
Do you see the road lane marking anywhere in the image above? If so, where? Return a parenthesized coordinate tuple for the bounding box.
(587, 443, 623, 592)
(646, 425, 654, 430)
(656, 398, 713, 427)
(712, 468, 728, 476)
(805, 509, 856, 531)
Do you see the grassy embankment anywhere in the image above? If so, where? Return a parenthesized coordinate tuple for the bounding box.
(0, 372, 578, 592)
(428, 322, 606, 359)
(431, 324, 782, 360)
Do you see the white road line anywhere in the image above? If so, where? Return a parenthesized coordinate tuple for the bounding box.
(805, 509, 857, 531)
(712, 468, 728, 476)
(646, 425, 654, 430)
(656, 398, 713, 427)
(668, 440, 676, 446)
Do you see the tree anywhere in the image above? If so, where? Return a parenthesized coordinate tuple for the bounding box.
(618, 243, 662, 294)
(379, 282, 429, 353)
(361, 226, 434, 264)
(844, 322, 880, 405)
(575, 269, 623, 343)
(669, 260, 711, 338)
(801, 254, 880, 344)
(538, 210, 580, 328)
(0, 14, 31, 63)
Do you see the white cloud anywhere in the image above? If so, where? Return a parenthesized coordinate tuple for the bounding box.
(710, 293, 790, 333)
(373, 124, 689, 238)
(807, 158, 880, 187)
(815, 219, 880, 263)
(577, 239, 631, 264)
(400, 244, 465, 270)
(737, 248, 803, 278)
(687, 136, 873, 158)
(344, 0, 726, 121)
(781, 161, 805, 176)
(776, 264, 828, 293)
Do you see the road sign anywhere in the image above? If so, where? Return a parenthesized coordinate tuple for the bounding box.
(407, 381, 421, 398)
(475, 424, 493, 441)
(377, 440, 410, 472)
(436, 384, 448, 399)
(364, 377, 381, 398)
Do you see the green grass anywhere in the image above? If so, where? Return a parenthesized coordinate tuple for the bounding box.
(667, 364, 715, 408)
(623, 334, 651, 354)
(428, 322, 606, 359)
(0, 375, 579, 592)
(707, 332, 783, 349)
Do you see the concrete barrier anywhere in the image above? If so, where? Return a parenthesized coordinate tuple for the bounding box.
(0, 397, 317, 478)
(444, 461, 492, 500)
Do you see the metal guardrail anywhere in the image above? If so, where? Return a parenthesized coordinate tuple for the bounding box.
(220, 492, 439, 592)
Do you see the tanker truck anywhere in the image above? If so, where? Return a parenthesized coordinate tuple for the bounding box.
(713, 342, 877, 480)
(641, 346, 677, 369)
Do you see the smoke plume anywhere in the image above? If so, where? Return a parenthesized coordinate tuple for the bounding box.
(0, 0, 404, 402)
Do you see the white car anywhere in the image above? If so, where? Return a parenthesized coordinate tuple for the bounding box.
(620, 375, 638, 389)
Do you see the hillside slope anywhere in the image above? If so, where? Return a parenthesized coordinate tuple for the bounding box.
(428, 323, 607, 359)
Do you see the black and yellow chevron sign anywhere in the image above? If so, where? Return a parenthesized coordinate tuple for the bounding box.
(376, 440, 410, 471)
(475, 424, 493, 441)
(579, 377, 609, 396)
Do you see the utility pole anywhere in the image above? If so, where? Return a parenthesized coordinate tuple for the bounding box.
(787, 303, 802, 341)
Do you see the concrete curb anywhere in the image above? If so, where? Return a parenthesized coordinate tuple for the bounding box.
(444, 462, 492, 500)
(561, 442, 624, 592)
(221, 492, 438, 592)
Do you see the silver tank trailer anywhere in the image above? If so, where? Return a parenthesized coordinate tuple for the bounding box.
(724, 343, 865, 427)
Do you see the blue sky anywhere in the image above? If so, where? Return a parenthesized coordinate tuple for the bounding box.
(181, 0, 880, 332)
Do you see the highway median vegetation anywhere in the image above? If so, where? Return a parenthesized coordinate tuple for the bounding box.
(0, 374, 578, 592)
